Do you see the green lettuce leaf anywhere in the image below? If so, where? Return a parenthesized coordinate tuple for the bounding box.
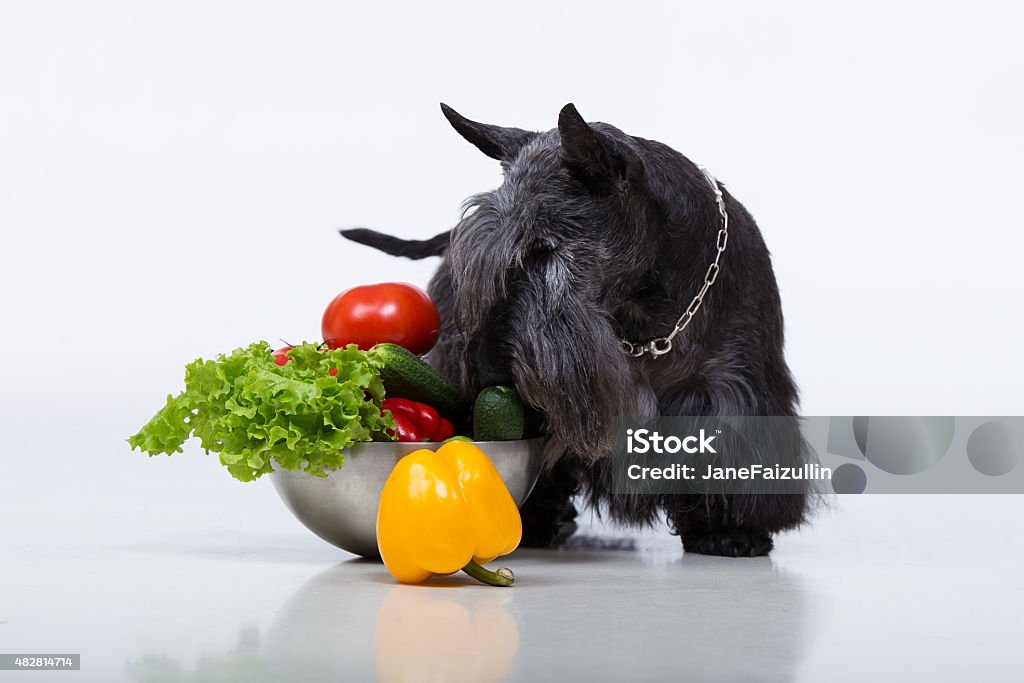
(128, 342, 396, 481)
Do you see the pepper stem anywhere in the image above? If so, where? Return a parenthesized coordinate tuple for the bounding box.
(461, 559, 514, 587)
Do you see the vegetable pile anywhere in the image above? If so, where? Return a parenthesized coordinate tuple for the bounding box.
(129, 282, 534, 482)
(129, 280, 534, 585)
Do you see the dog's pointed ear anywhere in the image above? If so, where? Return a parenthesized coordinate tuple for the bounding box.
(440, 103, 534, 162)
(558, 103, 642, 194)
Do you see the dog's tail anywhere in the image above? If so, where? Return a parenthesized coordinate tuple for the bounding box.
(339, 228, 451, 260)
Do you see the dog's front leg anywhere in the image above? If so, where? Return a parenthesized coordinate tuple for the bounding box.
(664, 493, 804, 557)
(518, 458, 580, 547)
(658, 389, 809, 557)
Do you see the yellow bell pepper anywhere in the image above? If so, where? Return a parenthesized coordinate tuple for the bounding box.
(376, 440, 522, 586)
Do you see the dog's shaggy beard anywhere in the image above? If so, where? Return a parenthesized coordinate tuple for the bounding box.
(447, 193, 656, 466)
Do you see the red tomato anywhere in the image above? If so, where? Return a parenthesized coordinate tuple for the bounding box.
(272, 346, 293, 366)
(321, 283, 440, 354)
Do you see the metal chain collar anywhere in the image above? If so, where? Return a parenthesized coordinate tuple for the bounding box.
(619, 165, 729, 359)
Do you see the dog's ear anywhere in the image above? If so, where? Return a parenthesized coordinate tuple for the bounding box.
(558, 103, 642, 195)
(440, 103, 534, 162)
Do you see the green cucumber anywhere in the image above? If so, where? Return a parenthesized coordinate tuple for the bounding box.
(369, 343, 468, 421)
(473, 385, 525, 441)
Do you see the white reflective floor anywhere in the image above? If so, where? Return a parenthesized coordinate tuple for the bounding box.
(2, 424, 1023, 682)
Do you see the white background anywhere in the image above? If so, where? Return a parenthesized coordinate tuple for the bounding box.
(1, 2, 1023, 680)
(3, 0, 1023, 427)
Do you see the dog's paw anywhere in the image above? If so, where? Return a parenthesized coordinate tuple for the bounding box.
(681, 529, 774, 557)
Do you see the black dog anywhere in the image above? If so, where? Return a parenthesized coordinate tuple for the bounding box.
(343, 103, 810, 557)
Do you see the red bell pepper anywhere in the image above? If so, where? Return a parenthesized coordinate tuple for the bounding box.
(389, 414, 423, 442)
(383, 398, 456, 442)
(435, 418, 456, 441)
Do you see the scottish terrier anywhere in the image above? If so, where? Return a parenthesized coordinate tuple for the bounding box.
(342, 103, 810, 557)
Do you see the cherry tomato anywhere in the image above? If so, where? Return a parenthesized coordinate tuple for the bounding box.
(321, 282, 440, 354)
(273, 345, 337, 376)
(272, 346, 293, 366)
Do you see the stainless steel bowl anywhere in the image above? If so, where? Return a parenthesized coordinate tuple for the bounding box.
(271, 438, 545, 559)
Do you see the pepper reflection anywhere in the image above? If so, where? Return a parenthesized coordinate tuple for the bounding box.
(375, 586, 519, 682)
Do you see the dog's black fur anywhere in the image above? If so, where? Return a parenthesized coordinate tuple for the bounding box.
(342, 103, 810, 557)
